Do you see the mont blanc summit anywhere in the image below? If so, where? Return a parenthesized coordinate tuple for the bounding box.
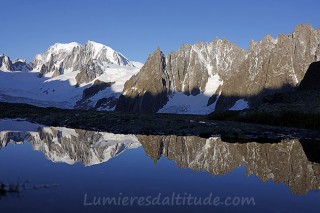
(0, 41, 142, 109)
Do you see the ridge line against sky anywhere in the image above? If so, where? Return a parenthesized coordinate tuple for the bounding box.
(0, 0, 320, 63)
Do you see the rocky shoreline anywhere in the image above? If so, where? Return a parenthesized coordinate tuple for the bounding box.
(1, 102, 320, 142)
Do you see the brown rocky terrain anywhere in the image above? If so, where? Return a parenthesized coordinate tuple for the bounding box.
(117, 24, 320, 113)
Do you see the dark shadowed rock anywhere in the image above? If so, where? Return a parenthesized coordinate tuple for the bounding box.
(75, 79, 115, 109)
(82, 79, 114, 99)
(94, 97, 118, 110)
(12, 59, 33, 72)
(216, 25, 320, 110)
(299, 61, 320, 90)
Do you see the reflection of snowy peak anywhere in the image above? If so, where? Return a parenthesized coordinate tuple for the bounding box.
(0, 120, 141, 166)
(30, 127, 141, 166)
(32, 41, 134, 79)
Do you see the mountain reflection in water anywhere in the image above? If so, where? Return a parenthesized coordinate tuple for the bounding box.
(1, 119, 319, 196)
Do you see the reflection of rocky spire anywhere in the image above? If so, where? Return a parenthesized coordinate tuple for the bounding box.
(0, 127, 141, 166)
(0, 131, 29, 148)
(139, 135, 320, 195)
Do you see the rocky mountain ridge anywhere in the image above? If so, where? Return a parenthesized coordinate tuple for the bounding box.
(0, 54, 32, 72)
(32, 41, 134, 84)
(117, 24, 320, 113)
(1, 24, 319, 113)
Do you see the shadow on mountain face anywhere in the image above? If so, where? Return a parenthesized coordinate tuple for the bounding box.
(301, 139, 320, 164)
(1, 60, 319, 115)
(215, 84, 296, 112)
(0, 71, 105, 109)
(74, 80, 118, 110)
(116, 90, 169, 113)
(298, 61, 320, 91)
(207, 61, 320, 130)
(216, 61, 320, 111)
(0, 71, 79, 107)
(114, 81, 297, 113)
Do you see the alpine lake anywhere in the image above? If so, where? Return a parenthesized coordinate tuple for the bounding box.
(0, 119, 319, 213)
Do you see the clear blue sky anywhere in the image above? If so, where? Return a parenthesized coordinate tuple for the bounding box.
(1, 0, 319, 62)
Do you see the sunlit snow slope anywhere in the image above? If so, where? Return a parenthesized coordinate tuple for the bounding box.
(0, 41, 142, 109)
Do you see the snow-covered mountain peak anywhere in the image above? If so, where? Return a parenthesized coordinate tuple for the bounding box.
(85, 40, 106, 54)
(86, 40, 106, 50)
(48, 42, 80, 53)
(32, 42, 81, 69)
(13, 58, 27, 63)
(0, 54, 13, 71)
(0, 54, 32, 72)
(84, 40, 133, 67)
(32, 40, 135, 79)
(0, 40, 143, 109)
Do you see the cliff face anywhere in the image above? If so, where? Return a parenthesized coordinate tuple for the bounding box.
(116, 48, 169, 112)
(166, 39, 246, 95)
(138, 135, 320, 195)
(217, 24, 320, 110)
(117, 24, 320, 113)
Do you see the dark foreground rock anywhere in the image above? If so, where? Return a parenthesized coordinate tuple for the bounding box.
(1, 102, 320, 142)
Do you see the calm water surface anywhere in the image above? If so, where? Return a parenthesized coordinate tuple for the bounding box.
(0, 119, 319, 213)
